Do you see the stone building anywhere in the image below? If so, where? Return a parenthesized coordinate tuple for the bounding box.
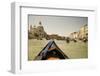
(28, 21, 47, 39)
(78, 24, 88, 39)
(69, 32, 79, 39)
(69, 24, 88, 40)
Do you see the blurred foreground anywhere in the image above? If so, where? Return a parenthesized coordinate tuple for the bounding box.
(28, 39, 88, 60)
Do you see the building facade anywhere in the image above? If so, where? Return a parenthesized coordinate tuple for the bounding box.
(78, 24, 88, 39)
(28, 21, 47, 39)
(69, 24, 88, 40)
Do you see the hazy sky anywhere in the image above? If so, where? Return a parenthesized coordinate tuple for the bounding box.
(28, 15, 88, 36)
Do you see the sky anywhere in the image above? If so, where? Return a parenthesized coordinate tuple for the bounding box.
(28, 15, 88, 37)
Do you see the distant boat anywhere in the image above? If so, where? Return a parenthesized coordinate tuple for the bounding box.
(34, 40, 69, 60)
